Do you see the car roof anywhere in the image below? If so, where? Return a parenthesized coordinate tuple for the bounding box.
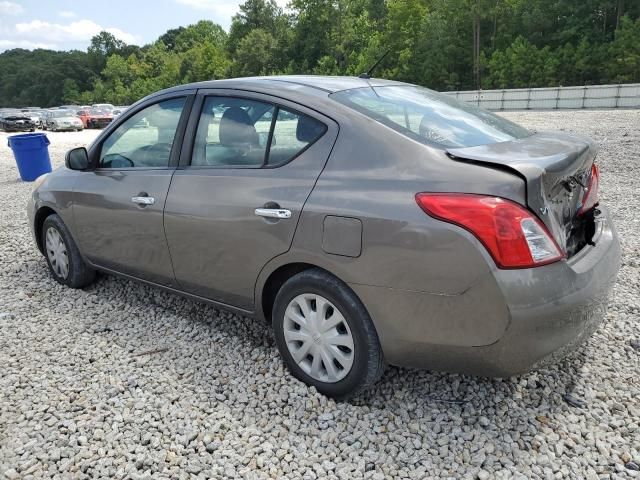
(251, 75, 407, 92)
(154, 75, 409, 97)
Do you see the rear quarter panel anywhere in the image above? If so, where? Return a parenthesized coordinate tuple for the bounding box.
(257, 112, 527, 348)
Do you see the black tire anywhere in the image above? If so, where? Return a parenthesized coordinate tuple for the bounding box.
(41, 214, 96, 288)
(272, 269, 385, 399)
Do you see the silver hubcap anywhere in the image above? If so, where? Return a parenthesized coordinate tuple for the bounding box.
(283, 294, 355, 383)
(45, 227, 69, 279)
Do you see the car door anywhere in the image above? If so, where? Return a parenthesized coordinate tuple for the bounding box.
(164, 90, 338, 310)
(73, 93, 193, 286)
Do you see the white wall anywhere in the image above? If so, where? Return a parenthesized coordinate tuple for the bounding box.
(444, 84, 640, 110)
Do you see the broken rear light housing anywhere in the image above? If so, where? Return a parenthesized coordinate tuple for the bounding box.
(578, 163, 599, 215)
(416, 193, 565, 269)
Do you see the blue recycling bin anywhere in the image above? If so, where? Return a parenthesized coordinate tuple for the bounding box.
(7, 133, 52, 182)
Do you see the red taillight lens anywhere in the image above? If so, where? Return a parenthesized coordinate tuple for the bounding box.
(578, 163, 599, 215)
(415, 193, 564, 269)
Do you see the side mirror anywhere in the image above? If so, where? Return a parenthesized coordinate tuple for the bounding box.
(65, 147, 91, 171)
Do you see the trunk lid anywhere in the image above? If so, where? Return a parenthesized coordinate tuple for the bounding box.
(446, 131, 597, 255)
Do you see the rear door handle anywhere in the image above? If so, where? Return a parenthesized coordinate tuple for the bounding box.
(255, 208, 292, 219)
(131, 195, 155, 206)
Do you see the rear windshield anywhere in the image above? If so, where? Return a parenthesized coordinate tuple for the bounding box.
(330, 85, 531, 148)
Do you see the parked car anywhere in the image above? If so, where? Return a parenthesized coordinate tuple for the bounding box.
(41, 110, 83, 132)
(21, 109, 44, 128)
(111, 106, 129, 118)
(0, 110, 36, 132)
(28, 76, 620, 398)
(76, 108, 113, 129)
(91, 103, 115, 112)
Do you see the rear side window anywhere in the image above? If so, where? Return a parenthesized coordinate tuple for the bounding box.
(267, 109, 326, 166)
(330, 85, 530, 148)
(191, 96, 327, 168)
(192, 97, 274, 167)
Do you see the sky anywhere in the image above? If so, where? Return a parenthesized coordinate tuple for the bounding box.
(0, 0, 288, 52)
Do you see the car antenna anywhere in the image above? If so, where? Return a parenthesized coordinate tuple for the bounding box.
(358, 50, 391, 80)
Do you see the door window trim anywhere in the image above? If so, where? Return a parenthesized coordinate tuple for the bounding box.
(88, 91, 196, 171)
(180, 89, 329, 170)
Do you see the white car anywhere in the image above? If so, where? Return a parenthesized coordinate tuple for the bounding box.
(43, 110, 83, 132)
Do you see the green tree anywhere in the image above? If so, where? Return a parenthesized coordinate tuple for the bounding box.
(1, 0, 640, 108)
(87, 31, 127, 73)
(228, 0, 282, 48)
(289, 0, 337, 72)
(180, 41, 231, 82)
(173, 21, 227, 52)
(605, 16, 640, 82)
(232, 29, 278, 76)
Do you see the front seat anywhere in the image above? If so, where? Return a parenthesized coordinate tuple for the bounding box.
(219, 107, 259, 147)
(203, 107, 261, 166)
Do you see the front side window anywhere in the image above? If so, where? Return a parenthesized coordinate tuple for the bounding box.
(99, 97, 186, 168)
(330, 86, 530, 148)
(192, 96, 327, 168)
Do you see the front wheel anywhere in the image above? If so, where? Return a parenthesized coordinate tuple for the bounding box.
(272, 269, 385, 399)
(42, 214, 95, 288)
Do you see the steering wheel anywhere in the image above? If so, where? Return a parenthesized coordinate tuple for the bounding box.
(101, 153, 134, 168)
(136, 143, 172, 166)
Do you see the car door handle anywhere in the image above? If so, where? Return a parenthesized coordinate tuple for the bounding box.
(131, 195, 155, 206)
(255, 208, 292, 219)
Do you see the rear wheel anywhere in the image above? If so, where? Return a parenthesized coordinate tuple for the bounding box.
(272, 269, 385, 399)
(42, 214, 95, 288)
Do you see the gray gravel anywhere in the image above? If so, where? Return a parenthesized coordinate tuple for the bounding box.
(1, 110, 639, 479)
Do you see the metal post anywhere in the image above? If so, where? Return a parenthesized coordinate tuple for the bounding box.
(501, 89, 505, 110)
(582, 86, 587, 109)
(615, 84, 621, 108)
(555, 86, 560, 110)
(526, 87, 531, 110)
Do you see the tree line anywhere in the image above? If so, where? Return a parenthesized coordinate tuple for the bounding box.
(1, 0, 639, 107)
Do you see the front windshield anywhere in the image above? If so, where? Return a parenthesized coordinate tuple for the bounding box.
(89, 109, 108, 115)
(330, 85, 531, 148)
(51, 110, 74, 118)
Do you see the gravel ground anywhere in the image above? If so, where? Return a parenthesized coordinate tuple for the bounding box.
(0, 110, 639, 480)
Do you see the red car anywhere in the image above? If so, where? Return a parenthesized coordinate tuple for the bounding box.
(76, 108, 113, 129)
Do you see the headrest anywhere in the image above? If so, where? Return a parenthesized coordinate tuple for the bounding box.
(219, 107, 257, 146)
(296, 114, 325, 143)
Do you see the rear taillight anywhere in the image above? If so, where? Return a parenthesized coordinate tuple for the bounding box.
(578, 163, 599, 215)
(415, 193, 564, 269)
